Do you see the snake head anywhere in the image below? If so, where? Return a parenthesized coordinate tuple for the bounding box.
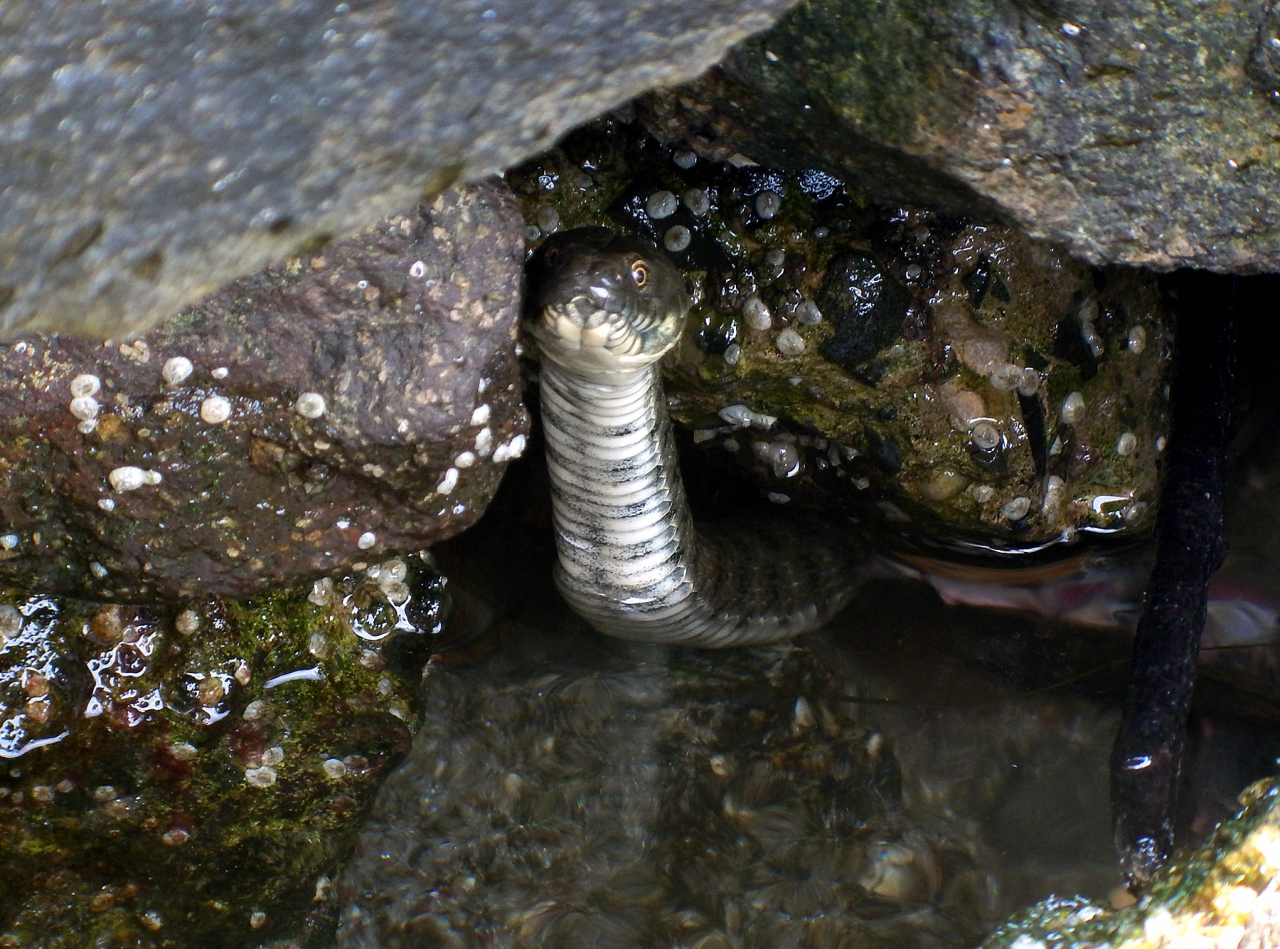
(526, 227, 690, 374)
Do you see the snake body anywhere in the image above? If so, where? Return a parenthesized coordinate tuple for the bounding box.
(527, 228, 865, 647)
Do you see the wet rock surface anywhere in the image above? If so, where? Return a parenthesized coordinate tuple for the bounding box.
(509, 118, 1172, 551)
(641, 0, 1280, 273)
(0, 557, 442, 948)
(0, 181, 529, 600)
(985, 778, 1280, 949)
(0, 0, 797, 339)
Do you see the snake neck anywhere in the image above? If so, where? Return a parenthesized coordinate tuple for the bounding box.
(538, 360, 701, 638)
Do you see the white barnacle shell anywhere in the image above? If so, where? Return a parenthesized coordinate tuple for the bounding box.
(69, 396, 100, 420)
(69, 374, 101, 398)
(200, 396, 232, 424)
(162, 356, 194, 385)
(294, 393, 326, 419)
(108, 466, 148, 492)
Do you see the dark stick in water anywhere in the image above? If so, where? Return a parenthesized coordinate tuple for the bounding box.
(1110, 273, 1237, 890)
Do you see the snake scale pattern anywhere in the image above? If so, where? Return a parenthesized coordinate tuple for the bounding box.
(527, 227, 866, 646)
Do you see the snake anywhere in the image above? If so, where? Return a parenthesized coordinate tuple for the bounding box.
(526, 227, 866, 647)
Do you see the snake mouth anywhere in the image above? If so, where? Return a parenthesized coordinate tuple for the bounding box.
(527, 228, 689, 374)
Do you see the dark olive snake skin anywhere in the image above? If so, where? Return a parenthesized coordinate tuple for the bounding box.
(527, 228, 865, 646)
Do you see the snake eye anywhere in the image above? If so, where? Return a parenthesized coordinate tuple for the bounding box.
(631, 261, 649, 288)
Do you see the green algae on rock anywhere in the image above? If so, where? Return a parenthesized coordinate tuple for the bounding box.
(0, 181, 529, 600)
(984, 778, 1280, 949)
(508, 118, 1172, 551)
(0, 557, 442, 948)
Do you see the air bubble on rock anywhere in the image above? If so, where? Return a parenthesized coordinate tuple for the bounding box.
(1116, 432, 1138, 456)
(646, 190, 678, 219)
(971, 485, 995, 503)
(682, 188, 710, 217)
(673, 149, 697, 169)
(535, 206, 560, 234)
(200, 396, 231, 424)
(775, 328, 806, 356)
(70, 374, 101, 398)
(89, 561, 108, 578)
(0, 604, 21, 639)
(742, 294, 772, 331)
(161, 356, 193, 385)
(436, 467, 459, 495)
(97, 498, 115, 512)
(765, 248, 786, 269)
(1127, 325, 1148, 354)
(524, 225, 542, 242)
(1075, 297, 1099, 324)
(905, 263, 923, 281)
(663, 225, 691, 253)
(754, 191, 782, 219)
(970, 421, 1001, 451)
(988, 363, 1023, 392)
(1002, 496, 1032, 520)
(723, 343, 741, 366)
(1060, 391, 1086, 425)
(814, 226, 830, 239)
(295, 393, 326, 419)
(69, 396, 99, 420)
(357, 531, 377, 550)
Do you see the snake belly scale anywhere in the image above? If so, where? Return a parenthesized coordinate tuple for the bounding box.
(527, 227, 865, 647)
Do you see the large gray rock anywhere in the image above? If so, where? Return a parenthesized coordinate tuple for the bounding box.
(644, 0, 1280, 273)
(0, 0, 796, 339)
(0, 180, 528, 600)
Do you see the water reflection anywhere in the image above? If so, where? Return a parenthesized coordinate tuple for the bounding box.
(337, 426, 1280, 948)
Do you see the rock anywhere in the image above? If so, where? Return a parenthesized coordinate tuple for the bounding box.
(0, 0, 798, 339)
(0, 180, 529, 600)
(985, 778, 1280, 949)
(642, 0, 1280, 273)
(508, 118, 1172, 551)
(0, 565, 440, 948)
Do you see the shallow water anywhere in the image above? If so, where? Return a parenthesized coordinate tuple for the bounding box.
(334, 452, 1280, 948)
